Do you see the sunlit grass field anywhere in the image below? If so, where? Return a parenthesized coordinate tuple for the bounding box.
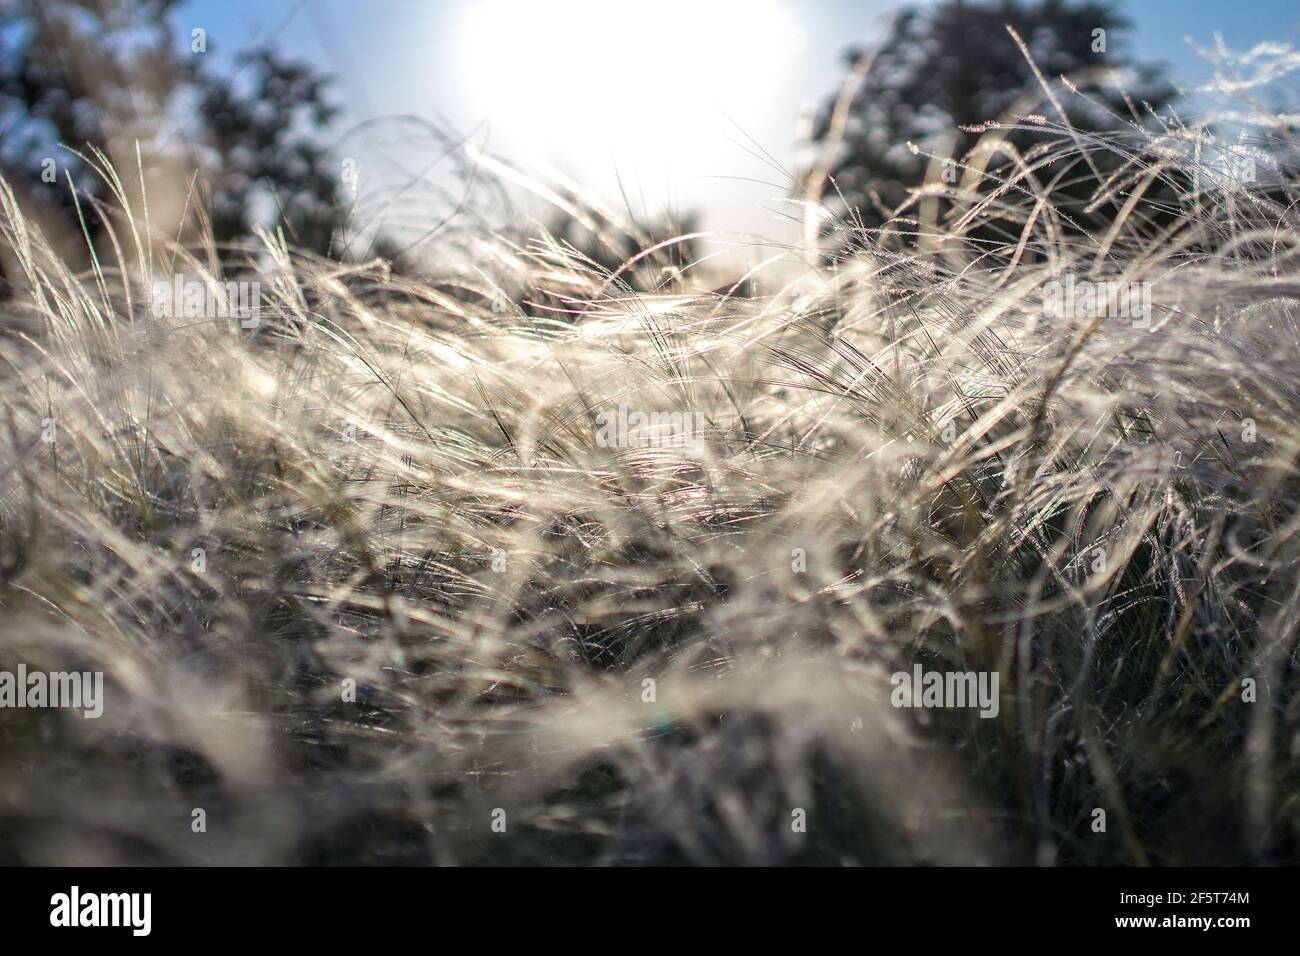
(0, 92, 1297, 865)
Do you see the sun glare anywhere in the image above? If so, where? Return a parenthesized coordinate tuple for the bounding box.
(461, 0, 799, 182)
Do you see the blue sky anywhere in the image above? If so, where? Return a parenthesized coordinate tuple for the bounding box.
(175, 0, 1300, 245)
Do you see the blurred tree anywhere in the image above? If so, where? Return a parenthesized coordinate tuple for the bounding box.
(198, 47, 345, 256)
(0, 0, 346, 271)
(803, 0, 1177, 243)
(0, 0, 190, 268)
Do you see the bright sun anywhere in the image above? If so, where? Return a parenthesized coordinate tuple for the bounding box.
(460, 0, 799, 182)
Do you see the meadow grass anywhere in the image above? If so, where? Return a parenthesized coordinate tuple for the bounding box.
(0, 95, 1297, 865)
